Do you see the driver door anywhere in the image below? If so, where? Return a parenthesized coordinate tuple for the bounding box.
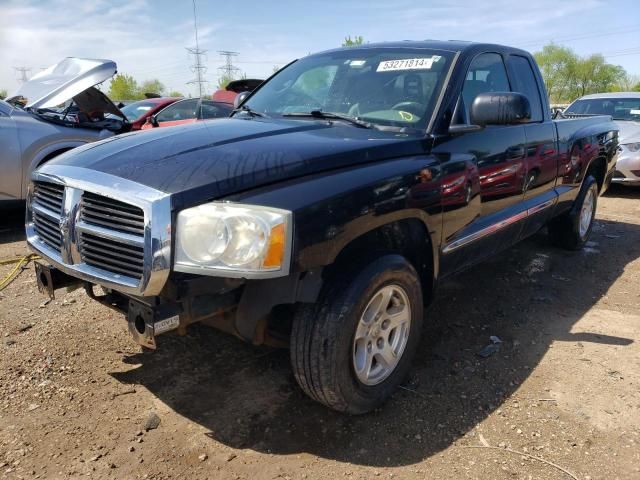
(434, 52, 528, 275)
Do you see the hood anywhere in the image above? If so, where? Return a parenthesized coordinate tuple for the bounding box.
(7, 57, 124, 118)
(45, 118, 427, 208)
(614, 120, 640, 144)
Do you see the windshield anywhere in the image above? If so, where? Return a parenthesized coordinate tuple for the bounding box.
(241, 47, 454, 131)
(565, 97, 640, 121)
(120, 101, 158, 121)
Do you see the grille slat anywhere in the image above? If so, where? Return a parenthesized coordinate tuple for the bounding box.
(32, 182, 64, 251)
(79, 235, 144, 258)
(78, 193, 145, 280)
(80, 212, 144, 234)
(82, 251, 144, 272)
(82, 200, 147, 220)
(80, 192, 145, 236)
(32, 213, 61, 250)
(34, 195, 62, 213)
(34, 216, 60, 238)
(81, 255, 144, 278)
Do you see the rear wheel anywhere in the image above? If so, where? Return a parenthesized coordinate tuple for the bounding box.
(290, 255, 423, 414)
(548, 175, 598, 250)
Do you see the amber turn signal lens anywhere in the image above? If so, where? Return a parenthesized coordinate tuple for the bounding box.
(262, 223, 286, 268)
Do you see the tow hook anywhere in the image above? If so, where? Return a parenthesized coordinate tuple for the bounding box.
(34, 262, 83, 300)
(127, 300, 180, 349)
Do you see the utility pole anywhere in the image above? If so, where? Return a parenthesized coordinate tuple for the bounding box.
(13, 66, 31, 83)
(217, 51, 240, 84)
(186, 0, 207, 98)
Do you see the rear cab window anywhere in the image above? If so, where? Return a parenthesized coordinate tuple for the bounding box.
(506, 55, 543, 122)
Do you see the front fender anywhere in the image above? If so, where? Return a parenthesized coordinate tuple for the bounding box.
(227, 154, 443, 276)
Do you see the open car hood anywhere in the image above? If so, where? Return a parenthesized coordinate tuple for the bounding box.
(7, 57, 125, 119)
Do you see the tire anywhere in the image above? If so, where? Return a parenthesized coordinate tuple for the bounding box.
(548, 175, 598, 250)
(290, 254, 423, 414)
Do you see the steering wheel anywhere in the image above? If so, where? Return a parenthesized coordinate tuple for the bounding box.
(391, 102, 425, 116)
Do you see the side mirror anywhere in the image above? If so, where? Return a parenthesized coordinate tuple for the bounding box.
(145, 116, 159, 128)
(470, 92, 531, 126)
(233, 91, 250, 109)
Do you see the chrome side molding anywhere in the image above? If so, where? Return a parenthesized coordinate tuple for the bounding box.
(442, 197, 556, 254)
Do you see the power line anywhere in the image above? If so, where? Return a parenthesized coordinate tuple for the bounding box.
(186, 0, 208, 98)
(516, 25, 640, 49)
(13, 66, 31, 83)
(218, 50, 241, 80)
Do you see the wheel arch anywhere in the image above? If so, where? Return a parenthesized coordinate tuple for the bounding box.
(322, 214, 438, 305)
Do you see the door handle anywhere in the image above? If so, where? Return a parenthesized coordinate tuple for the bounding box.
(506, 146, 525, 159)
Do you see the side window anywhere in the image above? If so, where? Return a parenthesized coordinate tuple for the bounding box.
(461, 53, 510, 117)
(156, 99, 198, 122)
(507, 55, 543, 122)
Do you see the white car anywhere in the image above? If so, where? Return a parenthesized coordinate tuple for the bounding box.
(564, 92, 640, 186)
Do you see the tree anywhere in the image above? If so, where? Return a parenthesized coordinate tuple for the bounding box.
(0, 89, 7, 100)
(633, 83, 640, 92)
(168, 90, 184, 97)
(217, 72, 246, 89)
(108, 74, 139, 100)
(533, 44, 578, 103)
(342, 35, 364, 47)
(139, 79, 165, 97)
(217, 74, 234, 89)
(573, 54, 625, 97)
(534, 43, 628, 103)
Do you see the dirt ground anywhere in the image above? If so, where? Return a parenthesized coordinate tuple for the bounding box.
(1, 186, 639, 480)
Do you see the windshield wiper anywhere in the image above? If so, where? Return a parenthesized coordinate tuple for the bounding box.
(283, 110, 373, 129)
(232, 105, 267, 118)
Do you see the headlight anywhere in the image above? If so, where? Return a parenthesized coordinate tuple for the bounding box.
(623, 142, 640, 152)
(174, 203, 292, 278)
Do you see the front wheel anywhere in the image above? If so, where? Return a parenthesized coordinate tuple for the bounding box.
(290, 255, 423, 414)
(548, 175, 598, 250)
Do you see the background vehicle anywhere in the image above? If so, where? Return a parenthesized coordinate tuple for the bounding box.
(118, 97, 182, 130)
(0, 58, 128, 204)
(141, 98, 233, 129)
(211, 78, 264, 104)
(564, 92, 640, 186)
(27, 41, 618, 414)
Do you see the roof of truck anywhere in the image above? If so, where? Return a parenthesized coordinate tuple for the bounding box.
(312, 40, 531, 57)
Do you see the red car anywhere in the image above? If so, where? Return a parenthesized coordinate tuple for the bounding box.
(119, 97, 181, 130)
(211, 78, 263, 103)
(141, 98, 233, 130)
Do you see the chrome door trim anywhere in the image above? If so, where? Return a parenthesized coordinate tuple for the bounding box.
(442, 197, 556, 254)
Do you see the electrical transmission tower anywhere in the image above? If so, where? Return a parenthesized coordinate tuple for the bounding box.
(186, 0, 208, 98)
(13, 66, 31, 83)
(217, 51, 240, 83)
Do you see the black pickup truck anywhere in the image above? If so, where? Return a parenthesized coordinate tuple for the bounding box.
(27, 41, 618, 413)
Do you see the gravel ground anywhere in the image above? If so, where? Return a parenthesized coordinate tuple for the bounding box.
(1, 186, 639, 480)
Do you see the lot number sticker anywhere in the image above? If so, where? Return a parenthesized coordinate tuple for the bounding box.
(377, 56, 442, 72)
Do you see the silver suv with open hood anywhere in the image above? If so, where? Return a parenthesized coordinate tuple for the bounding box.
(1, 57, 129, 204)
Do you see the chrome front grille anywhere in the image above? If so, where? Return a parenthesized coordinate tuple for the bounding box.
(26, 166, 171, 296)
(32, 181, 65, 250)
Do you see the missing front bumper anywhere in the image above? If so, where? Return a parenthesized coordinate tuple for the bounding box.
(34, 262, 181, 349)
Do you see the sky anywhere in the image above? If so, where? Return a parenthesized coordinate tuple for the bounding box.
(1, 0, 639, 97)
